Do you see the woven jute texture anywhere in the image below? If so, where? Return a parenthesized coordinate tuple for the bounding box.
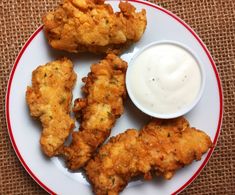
(0, 0, 234, 194)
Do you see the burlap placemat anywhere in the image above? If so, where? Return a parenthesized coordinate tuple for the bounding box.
(0, 0, 234, 194)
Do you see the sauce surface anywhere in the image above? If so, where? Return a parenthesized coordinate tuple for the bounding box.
(128, 43, 201, 115)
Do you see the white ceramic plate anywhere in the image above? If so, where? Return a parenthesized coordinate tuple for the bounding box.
(6, 0, 223, 194)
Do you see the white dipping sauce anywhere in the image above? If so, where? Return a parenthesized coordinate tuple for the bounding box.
(129, 43, 201, 115)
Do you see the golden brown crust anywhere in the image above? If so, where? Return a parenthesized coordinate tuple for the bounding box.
(85, 117, 212, 195)
(26, 58, 77, 157)
(42, 0, 147, 54)
(61, 53, 127, 169)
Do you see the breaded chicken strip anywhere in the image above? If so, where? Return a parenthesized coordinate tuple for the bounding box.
(42, 0, 147, 54)
(26, 58, 77, 157)
(61, 53, 127, 170)
(85, 117, 212, 195)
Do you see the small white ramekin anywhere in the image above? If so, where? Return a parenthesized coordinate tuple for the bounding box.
(126, 40, 206, 119)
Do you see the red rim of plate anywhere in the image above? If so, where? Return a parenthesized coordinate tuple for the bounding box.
(5, 0, 223, 194)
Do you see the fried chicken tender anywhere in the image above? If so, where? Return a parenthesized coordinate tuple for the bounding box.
(42, 0, 147, 54)
(61, 53, 127, 170)
(26, 58, 77, 157)
(85, 117, 212, 195)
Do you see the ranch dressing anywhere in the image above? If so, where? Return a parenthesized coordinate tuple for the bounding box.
(129, 43, 201, 115)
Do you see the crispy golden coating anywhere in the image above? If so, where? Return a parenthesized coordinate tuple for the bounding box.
(42, 0, 147, 54)
(85, 117, 212, 195)
(61, 53, 127, 170)
(26, 58, 77, 157)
